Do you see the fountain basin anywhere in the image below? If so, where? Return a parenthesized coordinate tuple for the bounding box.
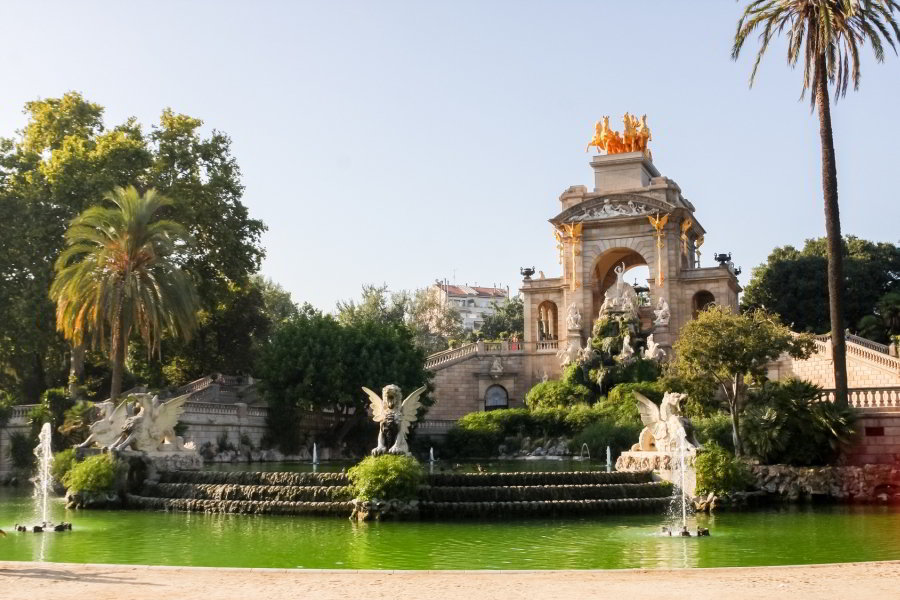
(616, 450, 697, 497)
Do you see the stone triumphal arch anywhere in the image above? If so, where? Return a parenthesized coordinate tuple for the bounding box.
(520, 149, 741, 385)
(425, 122, 742, 423)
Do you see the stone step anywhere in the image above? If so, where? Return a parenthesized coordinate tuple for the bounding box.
(158, 471, 349, 487)
(426, 471, 652, 487)
(126, 494, 671, 517)
(142, 482, 353, 502)
(125, 494, 354, 516)
(419, 482, 670, 502)
(418, 496, 671, 517)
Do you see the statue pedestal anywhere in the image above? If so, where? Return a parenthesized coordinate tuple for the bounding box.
(616, 450, 697, 497)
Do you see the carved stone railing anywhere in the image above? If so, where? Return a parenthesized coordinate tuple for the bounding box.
(846, 341, 900, 372)
(416, 419, 457, 433)
(811, 333, 900, 373)
(424, 343, 478, 369)
(536, 340, 559, 352)
(819, 387, 900, 411)
(10, 404, 35, 421)
(847, 334, 891, 354)
(424, 340, 528, 370)
(184, 401, 240, 416)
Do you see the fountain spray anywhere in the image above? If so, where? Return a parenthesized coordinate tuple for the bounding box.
(33, 423, 52, 525)
(606, 446, 611, 473)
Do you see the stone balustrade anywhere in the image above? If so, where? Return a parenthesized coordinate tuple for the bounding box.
(819, 386, 900, 411)
(424, 340, 528, 371)
(424, 343, 478, 369)
(535, 340, 559, 352)
(847, 333, 891, 354)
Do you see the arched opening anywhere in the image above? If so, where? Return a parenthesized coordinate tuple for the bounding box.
(591, 248, 652, 325)
(484, 385, 509, 411)
(693, 290, 715, 317)
(537, 300, 559, 340)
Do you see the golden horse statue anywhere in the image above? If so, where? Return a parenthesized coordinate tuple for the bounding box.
(586, 113, 651, 155)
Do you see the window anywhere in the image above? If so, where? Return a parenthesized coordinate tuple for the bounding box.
(484, 385, 508, 410)
(692, 290, 715, 317)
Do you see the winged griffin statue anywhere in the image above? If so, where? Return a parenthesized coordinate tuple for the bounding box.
(362, 384, 426, 456)
(107, 394, 190, 453)
(632, 391, 701, 453)
(78, 400, 132, 450)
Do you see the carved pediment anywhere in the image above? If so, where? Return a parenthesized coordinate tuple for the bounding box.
(553, 194, 673, 225)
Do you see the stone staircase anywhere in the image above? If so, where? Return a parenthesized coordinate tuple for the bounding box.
(126, 469, 671, 518)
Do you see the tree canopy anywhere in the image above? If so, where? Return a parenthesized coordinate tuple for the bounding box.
(670, 304, 815, 456)
(0, 92, 266, 401)
(741, 236, 900, 334)
(337, 284, 462, 355)
(50, 186, 199, 398)
(258, 304, 431, 453)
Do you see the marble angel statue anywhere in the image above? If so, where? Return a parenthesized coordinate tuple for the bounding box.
(363, 384, 427, 456)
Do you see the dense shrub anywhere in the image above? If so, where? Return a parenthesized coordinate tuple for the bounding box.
(692, 413, 735, 453)
(525, 380, 591, 409)
(51, 448, 77, 482)
(694, 443, 751, 496)
(347, 454, 424, 501)
(445, 404, 634, 458)
(602, 382, 663, 426)
(62, 453, 121, 493)
(569, 420, 641, 459)
(742, 378, 857, 466)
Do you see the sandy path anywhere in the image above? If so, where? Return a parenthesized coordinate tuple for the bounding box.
(1, 560, 898, 600)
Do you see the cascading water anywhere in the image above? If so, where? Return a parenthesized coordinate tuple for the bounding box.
(33, 422, 52, 525)
(606, 446, 611, 473)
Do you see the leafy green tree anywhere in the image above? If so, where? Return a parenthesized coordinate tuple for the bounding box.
(258, 305, 432, 453)
(742, 237, 900, 333)
(337, 284, 463, 355)
(50, 186, 199, 399)
(478, 295, 524, 340)
(254, 275, 299, 330)
(0, 92, 265, 401)
(670, 305, 816, 456)
(733, 0, 900, 408)
(858, 291, 900, 343)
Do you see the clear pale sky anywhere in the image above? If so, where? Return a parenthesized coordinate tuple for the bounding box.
(2, 1, 898, 310)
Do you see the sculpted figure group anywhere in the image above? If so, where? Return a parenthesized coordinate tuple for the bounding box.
(79, 394, 190, 454)
(587, 113, 652, 155)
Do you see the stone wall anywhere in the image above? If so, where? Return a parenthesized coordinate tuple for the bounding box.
(428, 353, 526, 421)
(751, 464, 900, 502)
(844, 413, 900, 466)
(0, 402, 338, 476)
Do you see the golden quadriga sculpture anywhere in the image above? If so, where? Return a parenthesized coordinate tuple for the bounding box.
(587, 113, 651, 155)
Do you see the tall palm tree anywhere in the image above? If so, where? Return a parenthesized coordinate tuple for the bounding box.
(50, 186, 199, 400)
(732, 0, 900, 407)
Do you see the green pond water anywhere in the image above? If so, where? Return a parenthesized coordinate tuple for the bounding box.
(2, 484, 899, 570)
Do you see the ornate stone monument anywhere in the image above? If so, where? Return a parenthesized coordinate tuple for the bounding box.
(519, 117, 741, 388)
(75, 393, 202, 502)
(616, 391, 701, 496)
